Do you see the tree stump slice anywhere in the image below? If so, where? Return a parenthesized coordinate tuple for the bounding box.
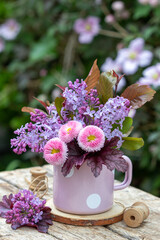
(47, 199, 125, 226)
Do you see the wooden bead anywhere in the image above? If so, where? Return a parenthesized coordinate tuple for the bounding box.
(123, 202, 149, 228)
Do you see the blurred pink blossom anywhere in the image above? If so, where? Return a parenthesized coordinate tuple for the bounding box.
(51, 88, 61, 100)
(101, 57, 126, 92)
(120, 10, 130, 19)
(0, 38, 5, 52)
(138, 0, 159, 6)
(0, 19, 21, 40)
(73, 16, 100, 44)
(149, 0, 159, 6)
(139, 63, 160, 87)
(116, 38, 153, 75)
(112, 1, 124, 11)
(39, 69, 47, 77)
(105, 14, 115, 24)
(138, 0, 149, 4)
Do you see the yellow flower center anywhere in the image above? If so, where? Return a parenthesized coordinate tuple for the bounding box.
(152, 73, 158, 80)
(51, 148, 60, 154)
(67, 127, 72, 134)
(129, 52, 137, 60)
(85, 24, 91, 31)
(87, 135, 96, 142)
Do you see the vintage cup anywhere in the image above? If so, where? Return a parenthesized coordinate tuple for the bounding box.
(53, 155, 132, 215)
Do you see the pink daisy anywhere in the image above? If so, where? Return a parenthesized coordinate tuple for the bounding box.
(58, 120, 83, 143)
(43, 138, 68, 165)
(78, 125, 105, 152)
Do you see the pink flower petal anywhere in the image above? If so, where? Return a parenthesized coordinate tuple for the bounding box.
(78, 125, 105, 152)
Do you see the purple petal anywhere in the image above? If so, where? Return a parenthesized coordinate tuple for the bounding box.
(129, 38, 144, 52)
(122, 60, 138, 75)
(79, 33, 94, 43)
(138, 50, 153, 67)
(73, 19, 85, 34)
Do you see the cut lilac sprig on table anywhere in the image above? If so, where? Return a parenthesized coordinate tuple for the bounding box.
(0, 189, 53, 233)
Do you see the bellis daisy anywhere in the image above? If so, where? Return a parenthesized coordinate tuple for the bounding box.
(58, 120, 83, 143)
(43, 138, 68, 165)
(78, 125, 105, 152)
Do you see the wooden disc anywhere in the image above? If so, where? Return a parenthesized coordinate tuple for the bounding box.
(47, 199, 125, 226)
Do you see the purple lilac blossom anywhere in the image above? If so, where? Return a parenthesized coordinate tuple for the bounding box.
(11, 108, 62, 154)
(11, 80, 102, 154)
(116, 38, 153, 75)
(95, 96, 131, 147)
(101, 57, 126, 92)
(0, 189, 53, 233)
(139, 63, 160, 87)
(5, 190, 46, 226)
(73, 16, 100, 43)
(0, 19, 21, 40)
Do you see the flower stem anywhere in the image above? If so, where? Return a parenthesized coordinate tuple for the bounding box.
(101, 2, 129, 37)
(99, 29, 124, 39)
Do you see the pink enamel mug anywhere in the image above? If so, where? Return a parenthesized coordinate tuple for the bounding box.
(53, 155, 132, 215)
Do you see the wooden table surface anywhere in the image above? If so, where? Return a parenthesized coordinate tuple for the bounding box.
(0, 164, 160, 240)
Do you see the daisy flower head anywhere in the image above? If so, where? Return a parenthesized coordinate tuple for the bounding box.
(43, 138, 68, 165)
(78, 125, 105, 152)
(58, 120, 83, 143)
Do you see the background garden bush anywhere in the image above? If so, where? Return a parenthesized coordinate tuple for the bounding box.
(0, 0, 160, 196)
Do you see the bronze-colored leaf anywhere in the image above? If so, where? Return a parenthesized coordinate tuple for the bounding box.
(21, 107, 36, 113)
(121, 83, 156, 109)
(33, 97, 48, 109)
(85, 59, 100, 92)
(96, 72, 113, 103)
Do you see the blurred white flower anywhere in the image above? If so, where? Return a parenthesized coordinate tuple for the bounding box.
(52, 88, 61, 100)
(0, 19, 21, 40)
(116, 38, 153, 75)
(105, 14, 115, 24)
(138, 0, 160, 6)
(112, 1, 125, 11)
(139, 63, 160, 87)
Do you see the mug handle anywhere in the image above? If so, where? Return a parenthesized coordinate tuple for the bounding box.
(114, 155, 132, 191)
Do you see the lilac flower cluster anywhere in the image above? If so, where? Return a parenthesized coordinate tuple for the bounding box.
(62, 79, 102, 126)
(11, 79, 131, 154)
(0, 189, 52, 233)
(5, 190, 45, 226)
(11, 108, 62, 154)
(95, 96, 131, 147)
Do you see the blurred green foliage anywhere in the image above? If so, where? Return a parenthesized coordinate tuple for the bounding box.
(0, 0, 160, 196)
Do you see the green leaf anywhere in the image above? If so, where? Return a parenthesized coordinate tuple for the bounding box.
(122, 137, 144, 151)
(29, 38, 57, 62)
(96, 72, 114, 104)
(122, 117, 133, 134)
(134, 5, 151, 19)
(55, 97, 64, 119)
(143, 26, 158, 40)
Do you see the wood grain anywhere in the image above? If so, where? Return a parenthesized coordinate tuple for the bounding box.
(47, 199, 124, 226)
(0, 165, 160, 240)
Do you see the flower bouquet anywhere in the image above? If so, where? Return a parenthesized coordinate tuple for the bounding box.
(11, 60, 155, 214)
